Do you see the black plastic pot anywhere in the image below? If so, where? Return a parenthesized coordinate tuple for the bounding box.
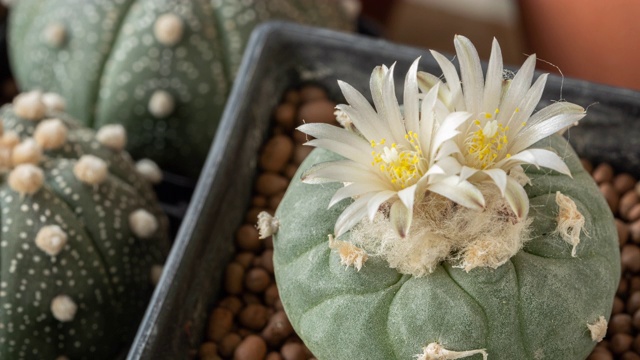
(128, 21, 640, 359)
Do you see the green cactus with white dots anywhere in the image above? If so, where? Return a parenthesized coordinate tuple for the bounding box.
(0, 91, 170, 359)
(8, 0, 355, 177)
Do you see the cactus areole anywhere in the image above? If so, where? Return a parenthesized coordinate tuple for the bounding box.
(272, 38, 619, 360)
(8, 0, 355, 177)
(0, 91, 169, 359)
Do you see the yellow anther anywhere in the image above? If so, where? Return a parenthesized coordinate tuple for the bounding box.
(521, 121, 527, 127)
(474, 120, 481, 126)
(495, 108, 500, 114)
(484, 113, 492, 119)
(515, 108, 520, 113)
(506, 154, 511, 158)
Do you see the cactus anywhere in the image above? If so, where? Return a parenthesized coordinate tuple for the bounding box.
(0, 91, 170, 359)
(8, 0, 356, 177)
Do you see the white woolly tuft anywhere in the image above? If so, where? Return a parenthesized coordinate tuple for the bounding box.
(328, 235, 368, 271)
(153, 13, 184, 46)
(129, 209, 158, 239)
(349, 185, 531, 276)
(50, 295, 77, 322)
(44, 22, 66, 47)
(135, 159, 163, 184)
(73, 155, 108, 185)
(35, 225, 68, 257)
(8, 164, 44, 195)
(148, 90, 175, 118)
(150, 265, 164, 286)
(34, 119, 68, 150)
(96, 124, 127, 151)
(13, 91, 46, 121)
(587, 316, 607, 342)
(42, 92, 67, 112)
(12, 138, 43, 166)
(415, 342, 487, 360)
(257, 211, 279, 239)
(555, 191, 585, 257)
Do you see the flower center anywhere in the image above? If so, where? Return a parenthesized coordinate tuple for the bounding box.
(466, 119, 510, 169)
(371, 131, 424, 189)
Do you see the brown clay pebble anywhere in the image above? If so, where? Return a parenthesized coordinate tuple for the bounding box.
(244, 267, 271, 293)
(619, 277, 629, 297)
(234, 335, 267, 360)
(633, 309, 640, 330)
(631, 220, 640, 243)
(631, 276, 640, 293)
(623, 351, 640, 360)
(599, 183, 619, 214)
(266, 352, 284, 360)
(612, 333, 634, 354)
(587, 348, 613, 360)
(207, 308, 233, 342)
(275, 103, 296, 130)
(235, 252, 255, 269)
(293, 144, 313, 166)
(297, 99, 336, 126)
(629, 204, 640, 222)
(246, 207, 268, 224)
(618, 219, 631, 246)
(615, 173, 637, 194)
(281, 342, 307, 360)
(253, 196, 267, 208)
(219, 296, 243, 315)
(199, 341, 218, 358)
(242, 293, 262, 305)
(611, 313, 633, 334)
(621, 191, 640, 219)
(225, 263, 245, 295)
(613, 296, 625, 315)
(634, 335, 640, 352)
(236, 225, 262, 252)
(264, 283, 279, 306)
(262, 311, 294, 347)
(593, 163, 615, 184)
(261, 249, 274, 274)
(581, 158, 594, 173)
(629, 292, 640, 314)
(239, 304, 269, 330)
(219, 333, 242, 358)
(261, 135, 294, 172)
(256, 173, 289, 197)
(284, 164, 298, 180)
(269, 192, 285, 211)
(621, 245, 640, 273)
(201, 354, 222, 360)
(299, 85, 327, 103)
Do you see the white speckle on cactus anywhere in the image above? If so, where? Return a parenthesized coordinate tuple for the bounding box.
(135, 158, 163, 184)
(73, 155, 108, 185)
(153, 13, 184, 46)
(42, 92, 67, 112)
(35, 225, 68, 256)
(587, 316, 607, 342)
(257, 211, 279, 239)
(34, 119, 68, 150)
(50, 295, 77, 322)
(8, 164, 44, 195)
(129, 209, 158, 239)
(416, 342, 488, 360)
(44, 22, 67, 48)
(150, 264, 164, 285)
(148, 90, 175, 118)
(12, 138, 43, 166)
(96, 124, 127, 151)
(13, 91, 46, 121)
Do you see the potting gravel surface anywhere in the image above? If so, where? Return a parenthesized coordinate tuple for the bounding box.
(201, 85, 639, 360)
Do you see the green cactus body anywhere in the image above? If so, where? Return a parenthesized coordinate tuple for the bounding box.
(0, 92, 169, 359)
(9, 0, 354, 177)
(273, 135, 619, 360)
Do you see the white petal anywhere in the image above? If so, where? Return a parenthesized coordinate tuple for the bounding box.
(459, 166, 478, 183)
(431, 50, 464, 110)
(370, 65, 387, 119)
(305, 139, 371, 165)
(431, 111, 471, 159)
(496, 149, 571, 177)
(483, 168, 508, 196)
(433, 140, 461, 161)
(509, 112, 585, 154)
(404, 58, 421, 134)
(506, 74, 548, 136)
(335, 194, 375, 237)
(302, 160, 385, 185)
(329, 182, 387, 208)
(366, 190, 396, 221)
(526, 101, 585, 128)
(419, 82, 441, 152)
(431, 156, 462, 176)
(454, 35, 484, 114)
(418, 72, 452, 107)
(482, 38, 504, 114)
(504, 176, 530, 219)
(337, 81, 386, 140)
(382, 63, 408, 144)
(297, 123, 370, 149)
(497, 55, 536, 124)
(397, 184, 418, 211)
(428, 175, 485, 210)
(390, 199, 413, 238)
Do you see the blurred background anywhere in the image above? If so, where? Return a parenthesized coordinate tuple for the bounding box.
(360, 0, 640, 91)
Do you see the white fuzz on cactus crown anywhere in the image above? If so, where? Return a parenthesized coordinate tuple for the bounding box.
(298, 36, 585, 274)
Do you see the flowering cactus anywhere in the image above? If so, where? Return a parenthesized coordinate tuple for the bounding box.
(0, 91, 169, 359)
(270, 37, 618, 359)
